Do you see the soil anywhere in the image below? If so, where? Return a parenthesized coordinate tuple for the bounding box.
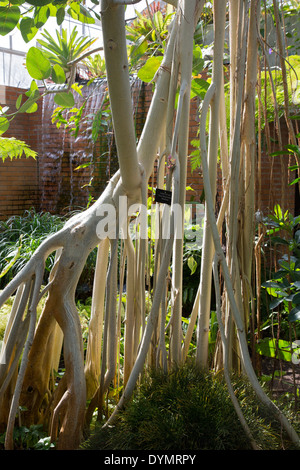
(261, 357, 300, 399)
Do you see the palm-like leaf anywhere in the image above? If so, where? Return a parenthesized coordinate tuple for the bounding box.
(37, 27, 96, 73)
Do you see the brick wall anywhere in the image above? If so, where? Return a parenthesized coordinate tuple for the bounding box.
(0, 81, 297, 221)
(0, 85, 39, 219)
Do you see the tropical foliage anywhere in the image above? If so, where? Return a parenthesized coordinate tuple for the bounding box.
(0, 0, 300, 452)
(37, 27, 97, 75)
(0, 137, 37, 160)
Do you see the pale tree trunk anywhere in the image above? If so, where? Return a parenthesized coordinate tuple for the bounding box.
(240, 0, 260, 347)
(199, 74, 300, 448)
(196, 0, 226, 367)
(0, 0, 299, 451)
(84, 238, 110, 399)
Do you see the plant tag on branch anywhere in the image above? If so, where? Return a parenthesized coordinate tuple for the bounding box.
(155, 188, 172, 205)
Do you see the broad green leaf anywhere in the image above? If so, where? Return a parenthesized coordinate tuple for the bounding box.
(0, 117, 9, 135)
(47, 4, 58, 17)
(25, 79, 39, 97)
(129, 35, 148, 64)
(262, 280, 281, 288)
(19, 98, 38, 113)
(269, 236, 289, 245)
(19, 17, 38, 43)
(34, 5, 50, 28)
(187, 256, 197, 275)
(256, 337, 292, 362)
(68, 2, 95, 24)
(0, 5, 20, 36)
(52, 64, 66, 84)
(287, 144, 300, 156)
(26, 46, 52, 80)
(137, 56, 163, 83)
(54, 91, 75, 108)
(15, 94, 23, 110)
(289, 306, 300, 322)
(190, 78, 209, 99)
(9, 0, 26, 4)
(19, 83, 40, 113)
(25, 102, 38, 113)
(193, 45, 204, 76)
(295, 230, 300, 244)
(269, 298, 283, 309)
(26, 0, 52, 6)
(292, 292, 300, 305)
(56, 7, 65, 25)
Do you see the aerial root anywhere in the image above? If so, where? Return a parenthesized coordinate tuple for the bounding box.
(4, 264, 45, 449)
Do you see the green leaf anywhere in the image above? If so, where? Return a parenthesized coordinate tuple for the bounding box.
(288, 164, 299, 171)
(262, 280, 281, 288)
(287, 144, 300, 156)
(25, 79, 39, 97)
(270, 150, 292, 156)
(0, 5, 20, 36)
(0, 137, 37, 161)
(289, 306, 300, 322)
(0, 238, 22, 278)
(25, 102, 38, 114)
(19, 17, 38, 43)
(192, 45, 204, 76)
(34, 5, 50, 28)
(137, 56, 163, 83)
(18, 98, 38, 113)
(270, 236, 289, 245)
(190, 78, 209, 99)
(129, 35, 148, 64)
(68, 2, 95, 24)
(18, 82, 40, 113)
(0, 117, 9, 135)
(187, 255, 197, 275)
(269, 298, 283, 309)
(289, 177, 300, 186)
(16, 94, 23, 110)
(9, 0, 26, 4)
(54, 91, 75, 108)
(56, 7, 65, 25)
(256, 338, 292, 361)
(17, 81, 40, 113)
(26, 46, 52, 80)
(292, 292, 300, 305)
(51, 64, 66, 84)
(26, 0, 52, 6)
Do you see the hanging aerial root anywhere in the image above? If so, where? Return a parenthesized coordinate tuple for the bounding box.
(4, 264, 45, 450)
(212, 256, 260, 450)
(199, 80, 300, 448)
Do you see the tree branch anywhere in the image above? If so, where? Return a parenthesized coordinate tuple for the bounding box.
(199, 72, 300, 450)
(67, 47, 104, 67)
(101, 1, 141, 197)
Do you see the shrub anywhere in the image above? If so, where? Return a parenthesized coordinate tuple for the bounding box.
(0, 208, 65, 289)
(82, 363, 299, 451)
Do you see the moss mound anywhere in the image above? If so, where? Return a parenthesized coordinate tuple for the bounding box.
(82, 364, 299, 451)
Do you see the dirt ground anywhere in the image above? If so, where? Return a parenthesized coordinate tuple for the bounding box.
(261, 357, 300, 398)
